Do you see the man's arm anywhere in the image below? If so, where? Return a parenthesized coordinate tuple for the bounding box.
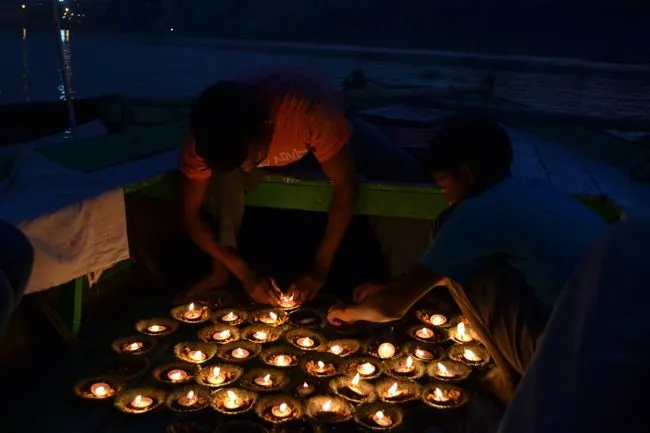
(315, 144, 358, 270)
(181, 176, 247, 280)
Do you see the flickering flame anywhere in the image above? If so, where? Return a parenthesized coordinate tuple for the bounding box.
(377, 342, 396, 359)
(211, 366, 221, 377)
(430, 314, 447, 326)
(416, 327, 434, 338)
(376, 410, 385, 420)
(148, 324, 165, 333)
(260, 373, 272, 385)
(438, 362, 450, 376)
(269, 312, 278, 321)
(435, 388, 444, 400)
(134, 395, 142, 404)
(215, 330, 231, 340)
(223, 311, 238, 321)
(253, 330, 268, 340)
(405, 356, 413, 368)
(415, 349, 427, 358)
(232, 348, 248, 358)
(226, 390, 237, 400)
(186, 390, 195, 400)
(279, 402, 288, 411)
(126, 342, 141, 351)
(456, 322, 472, 341)
(297, 337, 315, 347)
(387, 382, 399, 396)
(317, 361, 325, 368)
(188, 350, 206, 361)
(351, 373, 360, 386)
(463, 348, 481, 362)
(329, 344, 343, 355)
(322, 399, 333, 411)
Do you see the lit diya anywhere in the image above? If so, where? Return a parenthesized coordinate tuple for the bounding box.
(255, 395, 303, 424)
(260, 345, 302, 368)
(212, 308, 247, 326)
(171, 302, 210, 324)
(135, 317, 179, 337)
(293, 381, 317, 398)
(197, 324, 239, 344)
(249, 308, 288, 327)
(216, 341, 262, 363)
(415, 310, 450, 328)
(323, 339, 361, 357)
(449, 318, 475, 343)
(105, 356, 150, 381)
(341, 356, 384, 380)
(421, 383, 470, 409)
(167, 386, 211, 412)
(426, 360, 472, 382)
(211, 388, 258, 415)
(289, 308, 324, 328)
(284, 328, 326, 351)
(153, 362, 196, 385)
(240, 368, 290, 392)
(448, 343, 490, 367)
(355, 402, 404, 431)
(195, 363, 244, 388)
(407, 325, 448, 344)
(375, 379, 422, 404)
(366, 341, 399, 360)
(300, 353, 339, 379)
(401, 342, 444, 363)
(305, 395, 353, 424)
(384, 356, 425, 380)
(329, 373, 376, 404)
(114, 387, 166, 414)
(242, 324, 283, 344)
(111, 335, 155, 356)
(74, 376, 125, 400)
(173, 341, 217, 365)
(278, 292, 299, 311)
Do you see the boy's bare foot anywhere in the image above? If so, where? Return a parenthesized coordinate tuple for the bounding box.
(175, 262, 229, 303)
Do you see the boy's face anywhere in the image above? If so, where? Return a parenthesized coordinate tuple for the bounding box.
(432, 165, 474, 205)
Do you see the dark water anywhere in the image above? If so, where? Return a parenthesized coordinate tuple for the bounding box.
(1, 27, 649, 119)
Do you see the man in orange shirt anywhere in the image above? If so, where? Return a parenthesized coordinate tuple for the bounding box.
(180, 72, 420, 305)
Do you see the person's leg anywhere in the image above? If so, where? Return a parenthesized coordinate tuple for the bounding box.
(347, 116, 425, 182)
(448, 259, 546, 404)
(0, 221, 34, 338)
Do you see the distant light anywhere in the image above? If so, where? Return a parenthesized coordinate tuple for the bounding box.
(169, 27, 174, 32)
(21, 4, 26, 8)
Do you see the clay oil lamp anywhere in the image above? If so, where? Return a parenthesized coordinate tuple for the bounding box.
(300, 353, 339, 379)
(260, 345, 302, 368)
(408, 325, 449, 344)
(255, 395, 303, 424)
(242, 324, 283, 344)
(285, 328, 326, 351)
(135, 317, 179, 337)
(289, 308, 324, 329)
(375, 378, 422, 404)
(426, 360, 472, 382)
(293, 381, 317, 399)
(104, 356, 149, 381)
(114, 387, 166, 414)
(355, 402, 404, 431)
(173, 341, 217, 365)
(448, 318, 476, 343)
(195, 363, 244, 388)
(278, 292, 299, 311)
(249, 308, 288, 327)
(366, 341, 399, 360)
(211, 388, 259, 415)
(422, 383, 470, 409)
(323, 339, 361, 358)
(240, 368, 290, 392)
(448, 343, 490, 368)
(401, 342, 444, 363)
(329, 373, 376, 404)
(212, 308, 247, 326)
(167, 386, 211, 413)
(306, 395, 353, 424)
(415, 309, 450, 328)
(385, 355, 425, 380)
(197, 323, 239, 345)
(111, 335, 155, 356)
(74, 376, 125, 401)
(171, 302, 210, 324)
(216, 341, 262, 363)
(152, 362, 196, 385)
(341, 356, 384, 380)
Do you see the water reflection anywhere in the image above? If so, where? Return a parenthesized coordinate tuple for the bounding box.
(21, 28, 30, 101)
(57, 29, 73, 102)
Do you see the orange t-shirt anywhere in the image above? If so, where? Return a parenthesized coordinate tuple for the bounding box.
(180, 71, 351, 180)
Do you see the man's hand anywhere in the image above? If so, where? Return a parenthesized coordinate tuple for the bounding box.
(353, 282, 388, 303)
(327, 302, 397, 326)
(288, 266, 329, 305)
(240, 268, 281, 306)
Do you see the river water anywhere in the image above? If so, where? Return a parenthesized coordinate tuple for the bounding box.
(1, 27, 649, 119)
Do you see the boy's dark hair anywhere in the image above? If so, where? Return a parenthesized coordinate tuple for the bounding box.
(189, 81, 270, 172)
(427, 115, 513, 180)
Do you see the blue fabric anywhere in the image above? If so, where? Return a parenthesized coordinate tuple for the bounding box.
(0, 220, 33, 338)
(420, 177, 607, 315)
(498, 218, 650, 433)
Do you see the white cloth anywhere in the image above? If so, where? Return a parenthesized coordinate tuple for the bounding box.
(0, 150, 129, 294)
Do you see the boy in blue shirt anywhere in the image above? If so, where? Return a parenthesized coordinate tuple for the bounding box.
(328, 116, 607, 402)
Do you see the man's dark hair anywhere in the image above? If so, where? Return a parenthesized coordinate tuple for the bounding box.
(427, 115, 513, 181)
(189, 81, 270, 172)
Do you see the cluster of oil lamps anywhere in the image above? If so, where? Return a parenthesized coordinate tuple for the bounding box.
(76, 298, 491, 430)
